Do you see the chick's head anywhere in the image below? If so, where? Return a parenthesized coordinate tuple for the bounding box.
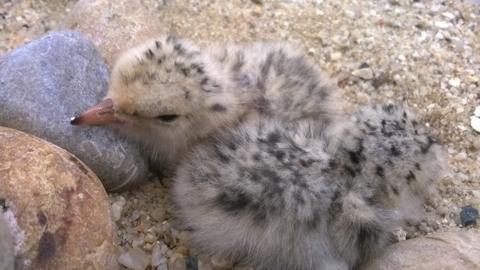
(72, 37, 238, 161)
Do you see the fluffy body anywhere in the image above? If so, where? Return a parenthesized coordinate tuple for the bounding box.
(173, 105, 445, 270)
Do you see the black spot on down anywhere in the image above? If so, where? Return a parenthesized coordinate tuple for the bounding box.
(210, 104, 227, 112)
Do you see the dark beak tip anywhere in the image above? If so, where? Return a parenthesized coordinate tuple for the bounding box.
(70, 116, 81, 125)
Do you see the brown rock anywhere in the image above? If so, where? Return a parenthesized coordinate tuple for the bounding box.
(64, 0, 165, 68)
(0, 126, 119, 270)
(366, 232, 480, 270)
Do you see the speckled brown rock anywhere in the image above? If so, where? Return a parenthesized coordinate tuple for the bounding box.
(0, 126, 119, 270)
(64, 0, 165, 68)
(366, 232, 480, 270)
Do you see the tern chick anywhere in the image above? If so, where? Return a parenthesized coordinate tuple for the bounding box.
(71, 36, 446, 270)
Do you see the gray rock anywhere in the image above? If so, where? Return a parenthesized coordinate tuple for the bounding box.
(0, 213, 14, 270)
(0, 31, 148, 191)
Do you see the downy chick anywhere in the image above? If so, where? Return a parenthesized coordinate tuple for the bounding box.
(71, 35, 341, 171)
(70, 36, 446, 269)
(172, 104, 446, 270)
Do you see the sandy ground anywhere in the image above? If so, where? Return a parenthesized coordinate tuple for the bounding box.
(1, 0, 479, 269)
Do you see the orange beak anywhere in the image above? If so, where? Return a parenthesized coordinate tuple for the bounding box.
(70, 98, 122, 126)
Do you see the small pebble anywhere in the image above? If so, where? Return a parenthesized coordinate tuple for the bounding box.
(448, 78, 461, 87)
(352, 68, 374, 80)
(111, 196, 126, 222)
(130, 210, 142, 221)
(330, 51, 342, 60)
(143, 243, 153, 251)
(467, 75, 479, 83)
(442, 12, 456, 20)
(454, 152, 467, 161)
(474, 106, 480, 117)
(118, 248, 151, 270)
(152, 242, 165, 267)
(145, 233, 157, 243)
(471, 116, 480, 133)
(356, 92, 370, 104)
(393, 227, 407, 242)
(434, 21, 451, 29)
(344, 9, 356, 19)
(251, 6, 262, 17)
(131, 236, 145, 247)
(460, 205, 479, 226)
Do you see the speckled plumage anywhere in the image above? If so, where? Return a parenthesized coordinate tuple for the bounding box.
(172, 104, 445, 270)
(324, 104, 446, 268)
(105, 35, 340, 171)
(93, 36, 446, 270)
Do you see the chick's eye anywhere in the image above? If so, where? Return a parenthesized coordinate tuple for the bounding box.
(156, 114, 179, 122)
